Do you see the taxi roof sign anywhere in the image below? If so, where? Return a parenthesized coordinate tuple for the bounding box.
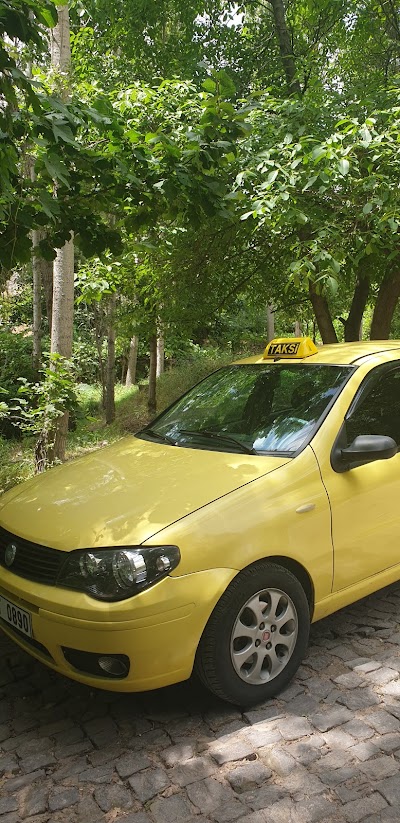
(263, 337, 318, 360)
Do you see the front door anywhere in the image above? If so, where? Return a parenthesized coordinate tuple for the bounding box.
(313, 363, 400, 591)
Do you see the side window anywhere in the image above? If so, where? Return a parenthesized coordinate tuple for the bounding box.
(346, 368, 400, 447)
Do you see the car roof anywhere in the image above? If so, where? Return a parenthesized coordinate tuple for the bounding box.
(235, 341, 400, 367)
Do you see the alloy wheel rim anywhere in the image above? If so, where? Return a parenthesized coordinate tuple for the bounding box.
(230, 587, 298, 685)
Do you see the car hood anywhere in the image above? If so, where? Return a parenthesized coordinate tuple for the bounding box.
(0, 436, 290, 550)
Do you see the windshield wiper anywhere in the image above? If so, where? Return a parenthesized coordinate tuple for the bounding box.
(138, 428, 179, 446)
(179, 429, 257, 455)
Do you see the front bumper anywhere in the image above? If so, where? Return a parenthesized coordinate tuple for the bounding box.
(0, 567, 236, 691)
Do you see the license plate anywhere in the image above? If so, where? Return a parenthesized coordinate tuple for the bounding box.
(0, 595, 32, 637)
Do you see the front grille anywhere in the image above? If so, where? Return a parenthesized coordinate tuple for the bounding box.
(0, 526, 65, 585)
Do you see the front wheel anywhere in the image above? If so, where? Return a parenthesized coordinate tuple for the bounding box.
(195, 561, 310, 706)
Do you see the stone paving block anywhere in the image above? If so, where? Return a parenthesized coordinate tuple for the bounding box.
(115, 752, 152, 779)
(245, 724, 281, 748)
(340, 719, 375, 740)
(337, 690, 380, 711)
(262, 747, 296, 776)
(295, 796, 346, 823)
(278, 683, 306, 702)
(311, 707, 353, 732)
(0, 796, 18, 815)
(20, 785, 49, 816)
(365, 710, 400, 734)
(48, 787, 80, 812)
(284, 694, 319, 716)
(305, 653, 332, 672)
(114, 813, 152, 823)
(186, 777, 248, 820)
(19, 751, 56, 774)
(215, 720, 249, 739)
(286, 740, 323, 766)
(235, 813, 269, 823)
(278, 766, 326, 797)
(226, 761, 272, 793)
(363, 668, 398, 687)
(350, 741, 380, 761)
(149, 793, 197, 823)
(346, 659, 381, 673)
(16, 736, 53, 758)
(0, 722, 11, 742)
(342, 792, 388, 822)
(54, 739, 93, 759)
(376, 733, 400, 753)
(75, 795, 106, 823)
(277, 716, 313, 740)
(53, 726, 84, 745)
(242, 709, 284, 725)
(169, 755, 216, 786)
(333, 672, 366, 689)
(381, 681, 400, 697)
(322, 728, 356, 749)
(160, 741, 197, 767)
(240, 784, 286, 811)
(334, 785, 364, 804)
(358, 755, 398, 780)
(79, 765, 115, 784)
(94, 784, 133, 813)
(209, 737, 255, 765)
(128, 767, 170, 803)
(0, 814, 20, 823)
(377, 773, 400, 804)
(364, 810, 400, 822)
(2, 770, 46, 792)
(319, 766, 359, 788)
(52, 755, 88, 782)
(0, 755, 19, 777)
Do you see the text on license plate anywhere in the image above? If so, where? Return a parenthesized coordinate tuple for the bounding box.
(0, 595, 32, 637)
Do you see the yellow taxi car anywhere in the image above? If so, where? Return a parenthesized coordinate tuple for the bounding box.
(1, 336, 400, 706)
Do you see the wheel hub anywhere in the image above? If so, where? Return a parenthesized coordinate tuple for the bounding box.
(230, 587, 298, 686)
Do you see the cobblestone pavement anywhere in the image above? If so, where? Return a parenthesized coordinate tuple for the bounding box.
(3, 585, 400, 823)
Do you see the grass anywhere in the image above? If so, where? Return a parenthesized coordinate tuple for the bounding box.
(0, 351, 232, 495)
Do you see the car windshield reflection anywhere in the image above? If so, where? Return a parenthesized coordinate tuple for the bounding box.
(137, 363, 353, 455)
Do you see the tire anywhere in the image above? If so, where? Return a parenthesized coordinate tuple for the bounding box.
(195, 561, 310, 707)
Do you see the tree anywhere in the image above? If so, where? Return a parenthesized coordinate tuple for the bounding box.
(49, 3, 75, 461)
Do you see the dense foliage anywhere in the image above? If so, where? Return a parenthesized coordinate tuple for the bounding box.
(2, 0, 400, 468)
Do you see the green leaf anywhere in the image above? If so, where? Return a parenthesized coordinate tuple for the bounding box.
(338, 158, 349, 176)
(202, 79, 217, 93)
(363, 202, 373, 215)
(302, 176, 317, 192)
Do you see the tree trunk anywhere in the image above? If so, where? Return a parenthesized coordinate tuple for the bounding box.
(47, 5, 74, 465)
(308, 281, 338, 343)
(105, 293, 116, 424)
(32, 231, 42, 374)
(343, 275, 369, 341)
(370, 270, 400, 339)
(50, 237, 74, 462)
(156, 328, 164, 377)
(125, 335, 138, 387)
(50, 4, 72, 71)
(148, 333, 157, 415)
(269, 0, 301, 95)
(42, 256, 54, 334)
(92, 303, 106, 407)
(267, 304, 275, 341)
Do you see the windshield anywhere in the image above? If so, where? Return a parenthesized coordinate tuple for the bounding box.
(137, 363, 353, 455)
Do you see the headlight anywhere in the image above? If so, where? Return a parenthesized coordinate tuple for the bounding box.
(57, 545, 180, 601)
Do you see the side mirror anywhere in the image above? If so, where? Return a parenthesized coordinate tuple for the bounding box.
(340, 434, 397, 470)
